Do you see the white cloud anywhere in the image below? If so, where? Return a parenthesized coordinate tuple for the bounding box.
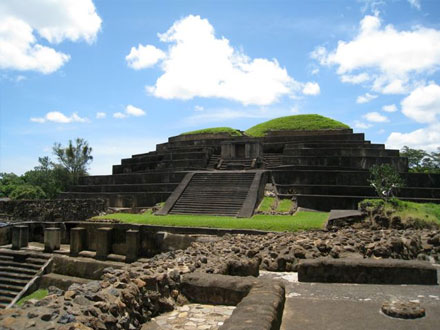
(30, 111, 88, 124)
(127, 15, 316, 106)
(363, 111, 389, 122)
(386, 123, 440, 152)
(356, 93, 377, 104)
(194, 105, 204, 112)
(401, 83, 440, 124)
(126, 44, 166, 69)
(341, 73, 370, 84)
(302, 82, 320, 95)
(312, 15, 440, 94)
(113, 105, 146, 119)
(125, 105, 146, 117)
(96, 112, 106, 119)
(353, 120, 372, 129)
(382, 104, 397, 112)
(408, 0, 421, 10)
(0, 0, 101, 74)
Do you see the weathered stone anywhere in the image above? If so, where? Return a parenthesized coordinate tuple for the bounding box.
(381, 300, 426, 319)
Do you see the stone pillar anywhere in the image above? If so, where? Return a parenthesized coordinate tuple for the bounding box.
(11, 225, 29, 250)
(96, 227, 112, 261)
(126, 229, 140, 263)
(44, 227, 61, 253)
(70, 227, 86, 257)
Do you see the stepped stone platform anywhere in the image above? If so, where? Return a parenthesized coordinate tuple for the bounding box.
(61, 128, 440, 214)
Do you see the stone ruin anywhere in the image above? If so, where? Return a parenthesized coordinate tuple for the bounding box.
(59, 127, 440, 215)
(0, 122, 439, 329)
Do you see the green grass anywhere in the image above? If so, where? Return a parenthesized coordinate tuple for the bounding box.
(276, 199, 294, 213)
(180, 127, 243, 136)
(92, 211, 329, 232)
(360, 199, 440, 224)
(245, 114, 350, 137)
(17, 289, 48, 306)
(258, 197, 276, 212)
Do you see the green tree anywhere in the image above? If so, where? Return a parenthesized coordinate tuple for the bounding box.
(52, 138, 93, 185)
(368, 164, 405, 201)
(401, 146, 440, 173)
(0, 173, 24, 197)
(9, 184, 46, 199)
(400, 146, 428, 170)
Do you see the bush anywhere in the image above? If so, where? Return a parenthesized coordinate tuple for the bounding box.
(368, 164, 404, 201)
(9, 185, 46, 200)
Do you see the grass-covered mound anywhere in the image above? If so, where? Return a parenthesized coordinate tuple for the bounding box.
(359, 198, 440, 228)
(181, 127, 243, 136)
(245, 114, 350, 137)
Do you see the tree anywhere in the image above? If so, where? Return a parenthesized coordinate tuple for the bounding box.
(400, 146, 428, 170)
(400, 146, 440, 173)
(368, 164, 405, 201)
(52, 138, 93, 185)
(0, 173, 24, 198)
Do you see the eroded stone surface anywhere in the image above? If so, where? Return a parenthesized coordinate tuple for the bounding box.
(382, 300, 426, 319)
(146, 304, 235, 330)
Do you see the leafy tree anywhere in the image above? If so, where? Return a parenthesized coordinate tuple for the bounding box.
(368, 164, 405, 201)
(0, 173, 24, 198)
(52, 138, 93, 185)
(9, 184, 46, 200)
(400, 146, 440, 173)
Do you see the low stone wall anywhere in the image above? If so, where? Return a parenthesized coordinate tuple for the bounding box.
(0, 199, 107, 222)
(298, 258, 438, 285)
(180, 273, 285, 330)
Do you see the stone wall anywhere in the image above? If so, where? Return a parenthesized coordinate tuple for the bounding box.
(0, 199, 107, 222)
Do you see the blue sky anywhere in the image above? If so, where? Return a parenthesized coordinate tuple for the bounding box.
(1, 0, 440, 175)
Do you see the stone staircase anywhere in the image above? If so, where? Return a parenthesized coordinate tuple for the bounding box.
(217, 159, 256, 170)
(169, 172, 256, 216)
(0, 250, 51, 309)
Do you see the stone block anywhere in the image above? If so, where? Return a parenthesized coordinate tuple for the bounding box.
(125, 229, 140, 263)
(96, 227, 113, 260)
(44, 227, 61, 252)
(11, 225, 28, 250)
(298, 258, 438, 285)
(70, 227, 86, 257)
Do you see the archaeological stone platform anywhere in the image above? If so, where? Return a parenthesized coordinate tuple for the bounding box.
(60, 129, 440, 213)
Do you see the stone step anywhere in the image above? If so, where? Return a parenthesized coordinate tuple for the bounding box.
(0, 276, 29, 286)
(272, 170, 440, 188)
(113, 159, 208, 174)
(0, 283, 23, 292)
(276, 184, 440, 199)
(0, 271, 33, 280)
(261, 133, 366, 144)
(281, 155, 407, 171)
(78, 171, 187, 185)
(60, 191, 172, 208)
(283, 148, 399, 157)
(0, 289, 19, 298)
(295, 194, 440, 212)
(0, 266, 37, 276)
(0, 260, 42, 270)
(70, 183, 178, 193)
(122, 151, 208, 165)
(283, 141, 384, 149)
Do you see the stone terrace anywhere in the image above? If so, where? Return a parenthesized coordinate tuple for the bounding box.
(60, 129, 440, 212)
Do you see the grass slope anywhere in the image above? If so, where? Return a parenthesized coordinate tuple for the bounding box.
(245, 114, 350, 137)
(93, 211, 328, 232)
(180, 127, 242, 136)
(360, 199, 440, 224)
(17, 289, 48, 306)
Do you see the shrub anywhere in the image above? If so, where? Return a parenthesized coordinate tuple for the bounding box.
(368, 164, 404, 201)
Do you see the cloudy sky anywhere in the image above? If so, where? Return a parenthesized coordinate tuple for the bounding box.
(1, 0, 439, 175)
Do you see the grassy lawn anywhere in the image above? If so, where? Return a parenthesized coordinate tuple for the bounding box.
(360, 199, 440, 224)
(245, 114, 350, 137)
(93, 211, 329, 232)
(277, 199, 294, 213)
(17, 289, 48, 306)
(258, 197, 276, 212)
(180, 127, 243, 136)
